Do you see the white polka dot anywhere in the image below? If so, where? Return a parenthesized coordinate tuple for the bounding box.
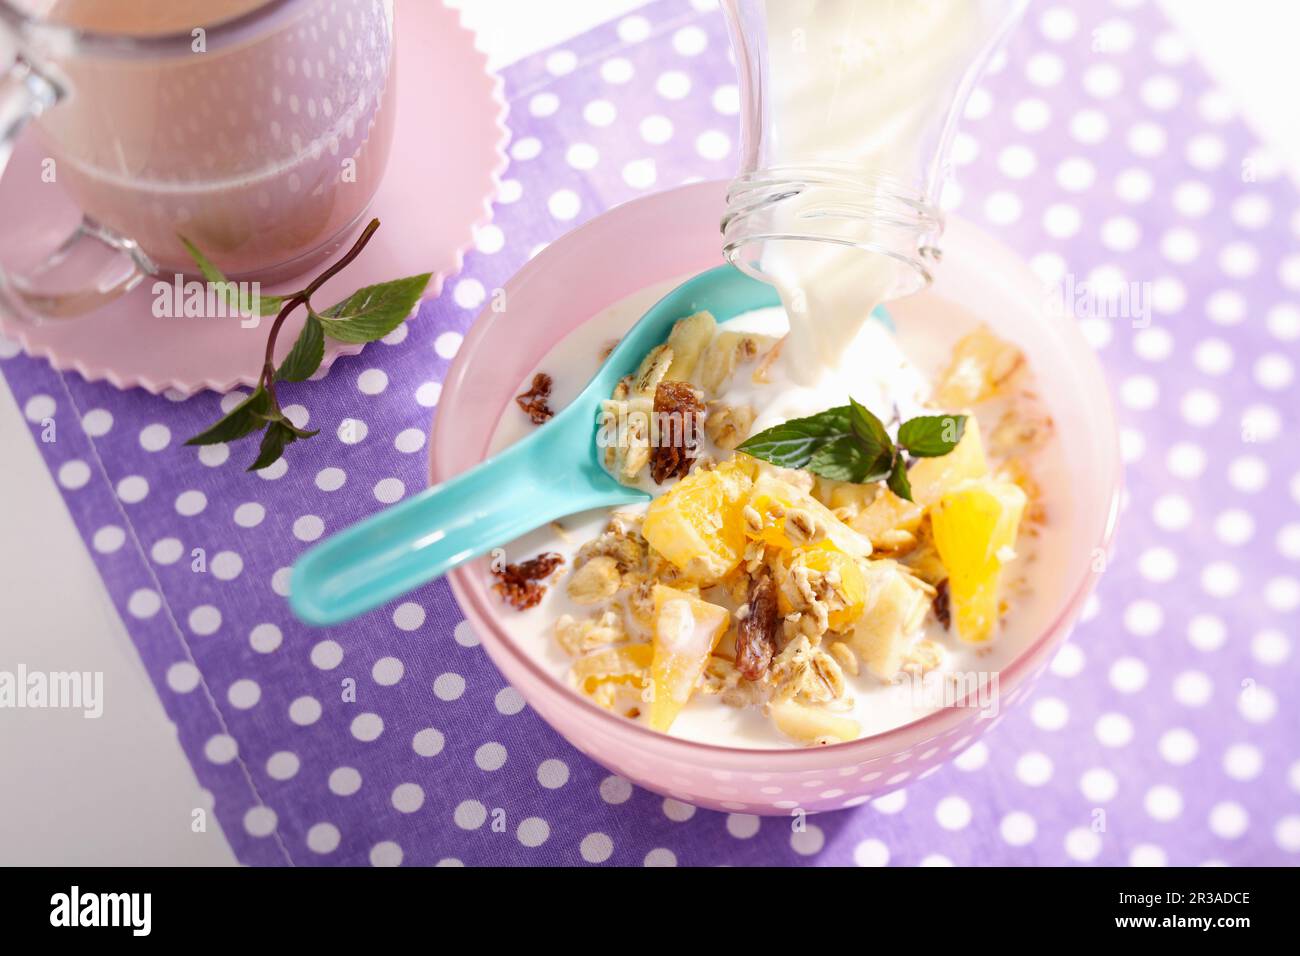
(1138, 546, 1178, 582)
(372, 656, 403, 686)
(613, 158, 652, 191)
(1187, 614, 1226, 652)
(1167, 442, 1206, 479)
(454, 278, 486, 310)
(310, 639, 343, 670)
(565, 142, 599, 170)
(1254, 353, 1294, 391)
(306, 822, 340, 854)
(1209, 801, 1249, 839)
(391, 782, 424, 813)
(853, 838, 890, 866)
(1069, 109, 1108, 145)
(1214, 509, 1254, 547)
(1151, 494, 1190, 531)
(1145, 785, 1183, 822)
(1158, 728, 1198, 765)
(166, 661, 201, 693)
(1095, 712, 1134, 747)
(210, 550, 243, 580)
(537, 759, 569, 789)
(293, 514, 324, 542)
(204, 734, 237, 764)
(1267, 304, 1300, 341)
(517, 818, 550, 848)
(494, 686, 524, 714)
(1051, 642, 1085, 677)
(616, 15, 650, 42)
(712, 84, 739, 115)
(1220, 241, 1260, 278)
(1239, 684, 1277, 723)
(1080, 767, 1118, 802)
(369, 840, 402, 866)
(790, 824, 824, 856)
(415, 382, 442, 407)
(919, 854, 953, 867)
(1223, 744, 1263, 781)
(187, 605, 221, 636)
(116, 476, 149, 504)
(262, 752, 298, 783)
(432, 331, 463, 360)
(1000, 811, 1037, 846)
(393, 601, 424, 631)
(138, 423, 170, 452)
(1274, 816, 1300, 853)
(548, 189, 581, 221)
(984, 191, 1022, 225)
(935, 795, 972, 830)
(1115, 167, 1153, 203)
(1016, 752, 1054, 787)
(1173, 670, 1213, 708)
(580, 832, 614, 862)
(1201, 561, 1242, 598)
(953, 740, 989, 771)
(601, 57, 633, 83)
(227, 678, 261, 710)
(434, 672, 465, 701)
(476, 742, 508, 772)
(289, 696, 322, 725)
(243, 806, 277, 838)
(250, 623, 281, 654)
(1064, 828, 1101, 862)
(23, 394, 54, 422)
(175, 490, 207, 517)
(373, 478, 404, 503)
(1031, 697, 1069, 731)
(356, 368, 388, 395)
(407, 727, 444, 759)
(234, 502, 265, 527)
(1026, 51, 1064, 86)
(497, 179, 522, 203)
(81, 408, 112, 437)
(510, 137, 540, 161)
(871, 790, 907, 814)
(351, 712, 383, 742)
(474, 224, 504, 255)
(656, 70, 691, 100)
(393, 428, 426, 454)
(663, 798, 694, 822)
(696, 129, 730, 161)
(583, 99, 616, 127)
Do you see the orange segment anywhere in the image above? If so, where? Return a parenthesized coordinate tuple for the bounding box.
(648, 585, 730, 731)
(907, 415, 988, 507)
(929, 479, 1027, 643)
(779, 543, 867, 630)
(746, 473, 872, 558)
(642, 460, 752, 583)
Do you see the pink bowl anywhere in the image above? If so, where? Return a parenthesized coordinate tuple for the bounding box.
(432, 180, 1121, 815)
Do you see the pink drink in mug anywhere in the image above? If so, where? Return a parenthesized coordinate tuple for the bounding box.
(0, 0, 396, 320)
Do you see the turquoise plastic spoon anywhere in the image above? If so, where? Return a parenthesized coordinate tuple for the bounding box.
(289, 264, 780, 626)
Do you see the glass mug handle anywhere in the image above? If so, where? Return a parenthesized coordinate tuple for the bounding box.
(0, 40, 155, 324)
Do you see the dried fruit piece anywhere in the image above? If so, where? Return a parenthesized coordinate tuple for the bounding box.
(642, 459, 753, 583)
(929, 478, 1027, 643)
(514, 372, 554, 424)
(491, 551, 564, 610)
(649, 381, 706, 484)
(735, 573, 779, 680)
(649, 585, 730, 731)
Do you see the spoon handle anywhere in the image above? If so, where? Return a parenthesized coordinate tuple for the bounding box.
(290, 429, 585, 626)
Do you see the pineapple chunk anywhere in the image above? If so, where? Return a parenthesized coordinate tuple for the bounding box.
(845, 560, 932, 680)
(929, 478, 1027, 643)
(934, 327, 1024, 407)
(642, 460, 753, 583)
(907, 415, 988, 507)
(850, 489, 923, 547)
(649, 586, 730, 731)
(746, 473, 873, 558)
(665, 311, 716, 381)
(769, 697, 860, 745)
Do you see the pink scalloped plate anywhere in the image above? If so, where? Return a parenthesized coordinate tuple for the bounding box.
(0, 0, 508, 395)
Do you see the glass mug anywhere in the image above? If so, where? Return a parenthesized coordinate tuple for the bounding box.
(720, 0, 1027, 302)
(0, 0, 396, 322)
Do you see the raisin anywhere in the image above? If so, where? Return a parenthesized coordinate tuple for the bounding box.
(492, 551, 564, 610)
(933, 578, 951, 630)
(735, 573, 779, 680)
(649, 381, 706, 484)
(515, 372, 554, 425)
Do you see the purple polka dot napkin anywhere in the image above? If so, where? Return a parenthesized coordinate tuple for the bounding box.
(2, 0, 1297, 866)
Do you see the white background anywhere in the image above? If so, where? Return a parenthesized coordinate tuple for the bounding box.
(0, 0, 1296, 865)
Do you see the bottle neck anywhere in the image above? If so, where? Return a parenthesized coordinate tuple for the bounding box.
(721, 164, 943, 301)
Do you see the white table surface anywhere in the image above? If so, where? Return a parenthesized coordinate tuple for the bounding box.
(0, 0, 1295, 866)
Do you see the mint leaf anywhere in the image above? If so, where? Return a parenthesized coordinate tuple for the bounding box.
(184, 388, 272, 446)
(179, 235, 227, 286)
(887, 455, 913, 501)
(248, 420, 297, 472)
(276, 311, 324, 382)
(807, 435, 893, 483)
(256, 294, 285, 317)
(318, 273, 431, 343)
(899, 414, 966, 457)
(180, 235, 283, 318)
(737, 405, 852, 470)
(848, 398, 893, 458)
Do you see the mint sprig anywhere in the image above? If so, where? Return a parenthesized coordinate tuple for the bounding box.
(181, 219, 432, 471)
(737, 401, 966, 501)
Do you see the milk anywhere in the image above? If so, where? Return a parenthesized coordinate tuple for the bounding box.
(486, 281, 1072, 748)
(13, 0, 396, 278)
